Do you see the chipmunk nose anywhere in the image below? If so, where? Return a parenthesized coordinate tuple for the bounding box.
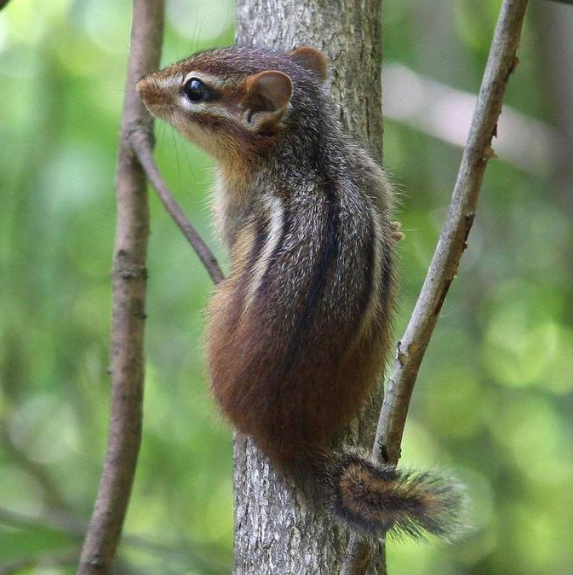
(136, 78, 154, 98)
(136, 78, 165, 110)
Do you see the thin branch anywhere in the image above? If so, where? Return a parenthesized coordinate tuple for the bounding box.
(129, 127, 225, 285)
(378, 0, 528, 463)
(0, 552, 137, 575)
(0, 0, 13, 11)
(77, 1, 164, 574)
(0, 550, 78, 575)
(0, 507, 228, 575)
(340, 0, 529, 573)
(0, 409, 72, 514)
(0, 338, 73, 513)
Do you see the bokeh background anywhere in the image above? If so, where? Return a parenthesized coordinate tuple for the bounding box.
(1, 0, 572, 573)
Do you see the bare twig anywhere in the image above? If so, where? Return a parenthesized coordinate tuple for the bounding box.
(0, 550, 78, 575)
(0, 338, 73, 512)
(129, 128, 224, 285)
(77, 1, 164, 574)
(340, 0, 529, 573)
(0, 505, 91, 536)
(378, 0, 528, 465)
(0, 506, 228, 575)
(0, 406, 72, 513)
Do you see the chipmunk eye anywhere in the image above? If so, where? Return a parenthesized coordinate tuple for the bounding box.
(183, 78, 210, 103)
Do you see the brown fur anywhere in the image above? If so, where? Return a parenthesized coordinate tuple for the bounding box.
(330, 455, 466, 539)
(137, 45, 466, 541)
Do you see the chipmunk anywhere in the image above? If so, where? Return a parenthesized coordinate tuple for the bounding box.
(137, 46, 465, 540)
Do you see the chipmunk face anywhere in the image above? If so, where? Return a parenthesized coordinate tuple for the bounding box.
(136, 46, 327, 163)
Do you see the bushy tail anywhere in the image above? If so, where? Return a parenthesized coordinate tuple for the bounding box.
(313, 451, 467, 540)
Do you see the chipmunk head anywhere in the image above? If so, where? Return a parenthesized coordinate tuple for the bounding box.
(136, 46, 328, 163)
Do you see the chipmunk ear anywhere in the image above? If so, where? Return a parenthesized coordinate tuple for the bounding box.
(243, 70, 292, 130)
(286, 46, 328, 83)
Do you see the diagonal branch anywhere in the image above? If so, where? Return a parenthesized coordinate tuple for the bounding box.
(128, 127, 224, 285)
(0, 506, 228, 575)
(77, 1, 164, 574)
(0, 550, 78, 575)
(341, 0, 529, 573)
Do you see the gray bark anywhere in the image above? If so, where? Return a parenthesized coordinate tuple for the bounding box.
(236, 1, 383, 156)
(234, 2, 385, 574)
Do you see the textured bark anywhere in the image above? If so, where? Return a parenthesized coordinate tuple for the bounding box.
(234, 2, 385, 575)
(237, 1, 383, 156)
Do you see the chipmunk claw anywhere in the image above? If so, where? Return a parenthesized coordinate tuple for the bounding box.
(390, 221, 405, 243)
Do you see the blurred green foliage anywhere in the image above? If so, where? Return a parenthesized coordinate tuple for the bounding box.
(0, 0, 571, 574)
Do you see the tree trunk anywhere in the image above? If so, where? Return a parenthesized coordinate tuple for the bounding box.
(233, 2, 385, 574)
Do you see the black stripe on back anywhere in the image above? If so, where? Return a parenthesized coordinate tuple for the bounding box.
(280, 178, 339, 374)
